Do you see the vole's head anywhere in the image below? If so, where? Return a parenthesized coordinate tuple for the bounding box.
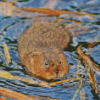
(25, 50, 69, 80)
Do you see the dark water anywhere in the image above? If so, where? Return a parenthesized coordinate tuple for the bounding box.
(0, 0, 100, 100)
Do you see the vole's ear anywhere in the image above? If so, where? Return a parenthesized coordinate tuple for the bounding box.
(22, 52, 42, 64)
(32, 51, 44, 56)
(29, 52, 43, 63)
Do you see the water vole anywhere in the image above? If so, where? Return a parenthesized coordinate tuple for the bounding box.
(18, 21, 70, 80)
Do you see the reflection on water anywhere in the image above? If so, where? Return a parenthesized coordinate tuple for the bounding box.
(0, 0, 100, 100)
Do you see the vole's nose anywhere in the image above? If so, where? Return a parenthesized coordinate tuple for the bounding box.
(55, 69, 59, 75)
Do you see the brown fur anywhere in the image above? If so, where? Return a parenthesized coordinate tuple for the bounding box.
(18, 21, 70, 80)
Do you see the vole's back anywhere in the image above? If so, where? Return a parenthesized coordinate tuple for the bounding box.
(18, 21, 70, 64)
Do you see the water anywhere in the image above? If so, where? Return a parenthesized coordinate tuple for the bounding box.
(0, 0, 100, 100)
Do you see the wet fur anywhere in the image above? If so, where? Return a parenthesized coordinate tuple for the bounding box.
(18, 21, 70, 80)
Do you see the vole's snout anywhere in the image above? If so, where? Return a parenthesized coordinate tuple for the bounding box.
(55, 69, 59, 75)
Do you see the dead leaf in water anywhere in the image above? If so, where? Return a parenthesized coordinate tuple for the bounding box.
(0, 86, 40, 100)
(50, 78, 76, 86)
(88, 41, 99, 48)
(0, 96, 8, 100)
(85, 64, 99, 94)
(80, 87, 86, 100)
(77, 43, 99, 94)
(0, 70, 50, 87)
(3, 43, 11, 63)
(76, 44, 100, 76)
(20, 7, 97, 19)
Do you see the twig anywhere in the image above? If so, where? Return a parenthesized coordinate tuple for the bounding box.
(72, 82, 82, 100)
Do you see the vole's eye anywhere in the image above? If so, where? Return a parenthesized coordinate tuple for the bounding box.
(59, 61, 61, 64)
(45, 62, 49, 69)
(45, 62, 48, 65)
